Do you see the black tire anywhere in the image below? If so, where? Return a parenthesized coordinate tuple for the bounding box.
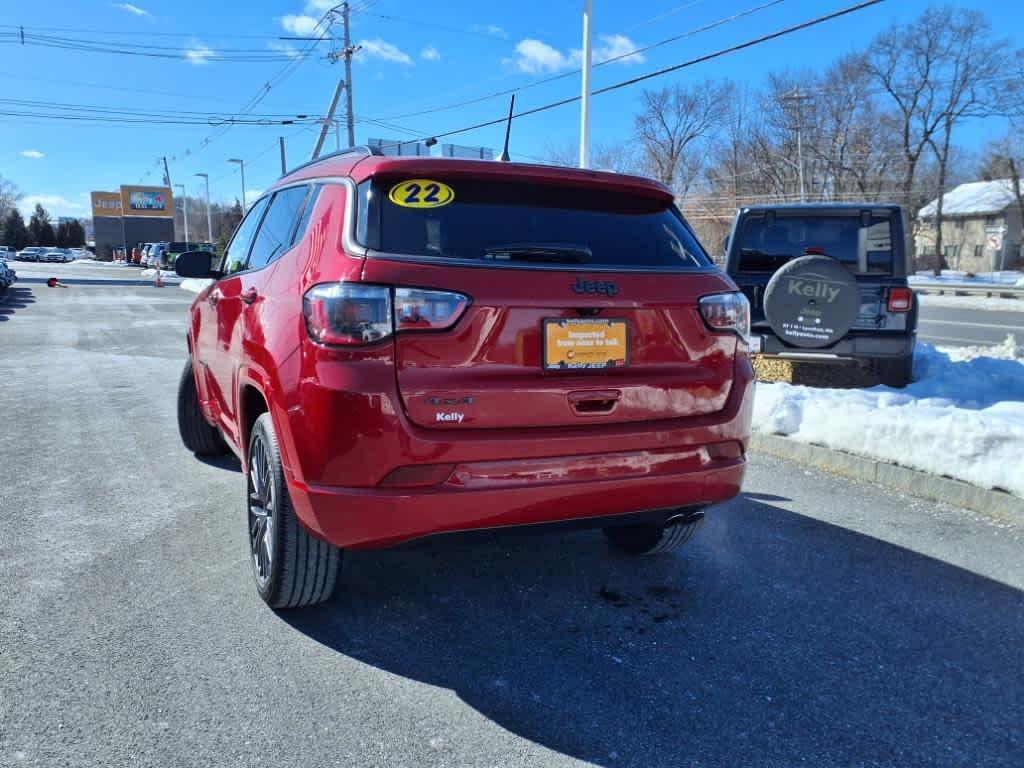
(874, 355, 914, 388)
(248, 413, 340, 609)
(604, 512, 705, 555)
(177, 359, 227, 456)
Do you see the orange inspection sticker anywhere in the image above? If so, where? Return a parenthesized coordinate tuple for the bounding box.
(543, 318, 629, 370)
(388, 179, 455, 209)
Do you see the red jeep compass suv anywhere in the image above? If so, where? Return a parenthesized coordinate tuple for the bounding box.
(175, 147, 754, 608)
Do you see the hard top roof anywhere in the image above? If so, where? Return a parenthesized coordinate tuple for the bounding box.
(740, 202, 902, 212)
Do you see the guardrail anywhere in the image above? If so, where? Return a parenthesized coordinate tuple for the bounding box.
(912, 282, 1024, 299)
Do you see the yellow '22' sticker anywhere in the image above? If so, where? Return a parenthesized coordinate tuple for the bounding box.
(388, 179, 455, 209)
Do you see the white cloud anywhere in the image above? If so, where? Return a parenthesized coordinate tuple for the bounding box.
(20, 149, 45, 159)
(304, 0, 338, 10)
(269, 43, 301, 59)
(513, 38, 572, 74)
(358, 38, 413, 65)
(113, 2, 150, 16)
(19, 195, 86, 217)
(421, 46, 440, 62)
(185, 43, 213, 65)
(279, 14, 321, 36)
(512, 34, 643, 74)
(594, 34, 645, 65)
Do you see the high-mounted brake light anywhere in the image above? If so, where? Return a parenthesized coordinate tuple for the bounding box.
(303, 284, 470, 346)
(888, 287, 913, 313)
(698, 292, 750, 340)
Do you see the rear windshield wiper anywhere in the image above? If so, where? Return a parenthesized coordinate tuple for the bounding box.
(482, 243, 593, 264)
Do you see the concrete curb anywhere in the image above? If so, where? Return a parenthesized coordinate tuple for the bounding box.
(750, 433, 1024, 525)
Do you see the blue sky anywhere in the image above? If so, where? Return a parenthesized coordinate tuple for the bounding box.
(4, 0, 1023, 219)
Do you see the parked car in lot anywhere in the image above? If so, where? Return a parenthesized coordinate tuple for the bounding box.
(16, 247, 43, 262)
(147, 242, 169, 268)
(0, 257, 16, 288)
(42, 249, 65, 263)
(724, 203, 916, 387)
(174, 147, 755, 608)
(163, 241, 213, 268)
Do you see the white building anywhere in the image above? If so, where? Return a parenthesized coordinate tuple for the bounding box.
(917, 180, 1022, 273)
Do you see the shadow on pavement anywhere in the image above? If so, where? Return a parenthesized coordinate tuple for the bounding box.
(194, 453, 242, 472)
(0, 286, 37, 321)
(281, 494, 1023, 767)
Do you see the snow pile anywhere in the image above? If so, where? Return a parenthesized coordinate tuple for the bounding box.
(910, 270, 1024, 286)
(753, 336, 1024, 497)
(179, 278, 213, 294)
(917, 293, 1024, 312)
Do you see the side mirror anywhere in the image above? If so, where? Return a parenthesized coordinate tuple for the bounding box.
(175, 250, 219, 278)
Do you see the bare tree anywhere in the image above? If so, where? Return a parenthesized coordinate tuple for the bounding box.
(539, 141, 642, 175)
(864, 6, 1015, 273)
(634, 80, 729, 196)
(0, 174, 20, 224)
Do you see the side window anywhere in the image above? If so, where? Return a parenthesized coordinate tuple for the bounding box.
(291, 185, 320, 247)
(221, 196, 270, 275)
(247, 185, 310, 270)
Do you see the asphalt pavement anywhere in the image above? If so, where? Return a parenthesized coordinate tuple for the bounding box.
(918, 303, 1024, 347)
(2, 264, 1023, 767)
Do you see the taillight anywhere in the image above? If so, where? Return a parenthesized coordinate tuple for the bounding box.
(888, 287, 913, 313)
(303, 284, 470, 346)
(303, 284, 393, 346)
(698, 292, 750, 340)
(394, 287, 470, 332)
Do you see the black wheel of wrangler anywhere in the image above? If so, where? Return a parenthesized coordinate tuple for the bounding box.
(875, 355, 914, 388)
(604, 510, 705, 555)
(177, 359, 227, 456)
(248, 413, 340, 609)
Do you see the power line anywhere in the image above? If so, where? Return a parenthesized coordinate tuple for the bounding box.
(365, 0, 787, 124)
(378, 0, 884, 148)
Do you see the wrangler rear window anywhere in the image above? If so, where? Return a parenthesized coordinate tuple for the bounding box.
(356, 177, 711, 270)
(737, 213, 896, 274)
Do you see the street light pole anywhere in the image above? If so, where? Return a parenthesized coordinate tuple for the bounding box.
(228, 159, 246, 210)
(194, 172, 212, 243)
(579, 0, 593, 169)
(174, 183, 189, 242)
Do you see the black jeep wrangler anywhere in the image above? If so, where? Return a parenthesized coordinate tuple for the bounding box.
(725, 203, 917, 387)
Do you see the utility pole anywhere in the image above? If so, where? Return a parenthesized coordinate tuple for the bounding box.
(174, 183, 189, 242)
(279, 136, 287, 175)
(340, 1, 356, 147)
(195, 173, 212, 243)
(579, 0, 593, 169)
(312, 80, 346, 160)
(162, 156, 172, 188)
(781, 89, 813, 203)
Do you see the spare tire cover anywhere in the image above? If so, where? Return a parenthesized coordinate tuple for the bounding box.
(763, 255, 860, 348)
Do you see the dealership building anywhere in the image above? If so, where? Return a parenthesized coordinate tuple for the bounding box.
(90, 186, 175, 259)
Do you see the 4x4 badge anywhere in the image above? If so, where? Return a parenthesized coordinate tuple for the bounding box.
(571, 277, 619, 297)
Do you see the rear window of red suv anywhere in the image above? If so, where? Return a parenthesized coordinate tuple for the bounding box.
(355, 177, 711, 270)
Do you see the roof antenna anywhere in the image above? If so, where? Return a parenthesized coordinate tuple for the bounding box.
(497, 94, 515, 162)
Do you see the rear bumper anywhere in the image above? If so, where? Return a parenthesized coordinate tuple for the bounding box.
(284, 356, 754, 549)
(290, 455, 746, 549)
(754, 331, 915, 361)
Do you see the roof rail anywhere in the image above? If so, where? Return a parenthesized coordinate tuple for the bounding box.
(280, 145, 383, 179)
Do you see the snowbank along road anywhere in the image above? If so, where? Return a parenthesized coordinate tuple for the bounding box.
(2, 264, 1023, 767)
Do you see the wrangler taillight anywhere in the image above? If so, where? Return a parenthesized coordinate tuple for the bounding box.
(698, 292, 750, 340)
(888, 287, 913, 313)
(303, 284, 470, 346)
